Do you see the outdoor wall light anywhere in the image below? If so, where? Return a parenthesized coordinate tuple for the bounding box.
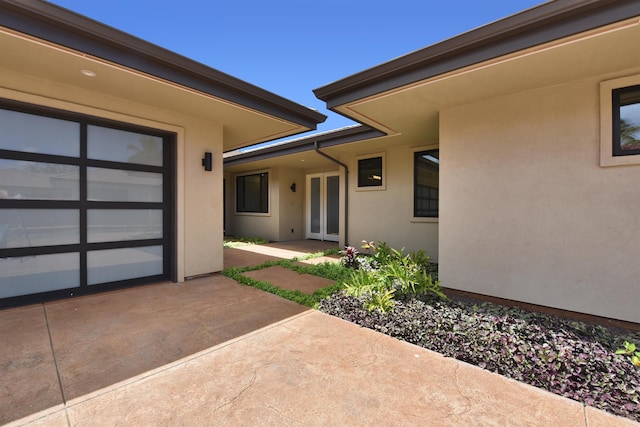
(290, 183, 296, 192)
(202, 152, 212, 171)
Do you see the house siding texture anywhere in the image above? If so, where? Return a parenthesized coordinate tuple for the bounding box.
(439, 72, 640, 323)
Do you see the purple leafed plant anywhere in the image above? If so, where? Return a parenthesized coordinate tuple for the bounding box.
(318, 293, 640, 422)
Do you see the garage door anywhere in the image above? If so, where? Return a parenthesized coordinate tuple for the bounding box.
(0, 100, 175, 307)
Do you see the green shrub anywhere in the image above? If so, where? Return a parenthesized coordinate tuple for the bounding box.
(339, 240, 445, 312)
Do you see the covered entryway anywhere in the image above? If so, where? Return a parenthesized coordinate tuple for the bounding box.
(0, 100, 175, 308)
(306, 172, 339, 241)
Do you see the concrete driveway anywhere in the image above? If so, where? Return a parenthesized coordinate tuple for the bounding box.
(1, 241, 636, 426)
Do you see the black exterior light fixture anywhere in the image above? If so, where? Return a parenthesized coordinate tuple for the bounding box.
(202, 152, 212, 171)
(290, 182, 296, 192)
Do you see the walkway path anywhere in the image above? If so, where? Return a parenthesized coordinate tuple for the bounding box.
(1, 241, 637, 426)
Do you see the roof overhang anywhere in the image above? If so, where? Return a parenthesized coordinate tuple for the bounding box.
(0, 0, 326, 151)
(223, 125, 386, 172)
(314, 0, 640, 141)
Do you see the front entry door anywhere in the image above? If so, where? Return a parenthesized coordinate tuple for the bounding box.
(306, 173, 339, 241)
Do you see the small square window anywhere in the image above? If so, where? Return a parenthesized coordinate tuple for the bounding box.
(236, 172, 269, 213)
(357, 156, 383, 188)
(613, 85, 640, 156)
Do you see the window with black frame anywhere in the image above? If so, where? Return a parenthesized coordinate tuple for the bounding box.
(414, 149, 439, 218)
(357, 156, 383, 187)
(613, 85, 640, 156)
(236, 172, 269, 213)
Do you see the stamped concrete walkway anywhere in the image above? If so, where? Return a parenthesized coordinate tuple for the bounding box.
(1, 240, 638, 426)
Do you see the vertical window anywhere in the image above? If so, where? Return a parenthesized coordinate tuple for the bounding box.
(612, 85, 640, 156)
(357, 154, 384, 188)
(236, 172, 269, 213)
(414, 149, 439, 218)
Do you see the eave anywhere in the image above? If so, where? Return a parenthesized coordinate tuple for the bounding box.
(314, 0, 640, 109)
(0, 0, 326, 131)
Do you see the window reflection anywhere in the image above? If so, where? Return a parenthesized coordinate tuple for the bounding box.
(88, 125, 163, 166)
(87, 168, 163, 202)
(0, 109, 80, 157)
(0, 159, 79, 200)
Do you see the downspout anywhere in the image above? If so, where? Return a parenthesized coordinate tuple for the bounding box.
(314, 141, 349, 246)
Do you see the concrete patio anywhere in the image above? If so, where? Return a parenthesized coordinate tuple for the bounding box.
(1, 240, 638, 426)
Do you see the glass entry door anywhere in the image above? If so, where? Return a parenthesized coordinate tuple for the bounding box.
(306, 173, 339, 242)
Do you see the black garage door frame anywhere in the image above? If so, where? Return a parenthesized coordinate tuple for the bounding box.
(0, 98, 176, 308)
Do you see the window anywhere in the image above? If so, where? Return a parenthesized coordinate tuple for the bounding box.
(236, 172, 269, 213)
(612, 85, 640, 156)
(414, 149, 439, 218)
(600, 76, 640, 167)
(357, 154, 384, 189)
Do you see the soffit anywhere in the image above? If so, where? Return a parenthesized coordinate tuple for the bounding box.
(334, 19, 640, 141)
(0, 28, 311, 151)
(224, 133, 406, 175)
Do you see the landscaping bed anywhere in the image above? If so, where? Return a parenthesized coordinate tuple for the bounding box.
(318, 290, 640, 422)
(223, 238, 640, 422)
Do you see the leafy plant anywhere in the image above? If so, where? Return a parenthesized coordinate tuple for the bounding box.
(339, 240, 445, 312)
(343, 268, 384, 297)
(340, 246, 359, 269)
(364, 289, 396, 313)
(319, 293, 640, 423)
(616, 341, 640, 367)
(361, 240, 376, 254)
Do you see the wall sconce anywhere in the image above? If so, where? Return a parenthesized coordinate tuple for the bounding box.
(290, 183, 296, 192)
(202, 152, 212, 171)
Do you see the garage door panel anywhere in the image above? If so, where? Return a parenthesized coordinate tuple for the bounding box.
(2, 109, 79, 157)
(87, 168, 163, 202)
(0, 209, 79, 248)
(87, 209, 162, 243)
(0, 252, 80, 298)
(87, 246, 163, 286)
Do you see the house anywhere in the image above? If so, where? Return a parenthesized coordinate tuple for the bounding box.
(224, 0, 640, 325)
(0, 0, 325, 307)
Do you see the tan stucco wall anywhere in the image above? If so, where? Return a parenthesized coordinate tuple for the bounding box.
(346, 145, 439, 260)
(277, 167, 305, 240)
(228, 168, 279, 241)
(439, 75, 640, 323)
(1, 69, 225, 280)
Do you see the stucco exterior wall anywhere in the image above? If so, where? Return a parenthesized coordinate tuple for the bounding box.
(229, 168, 279, 242)
(346, 144, 439, 260)
(439, 76, 640, 323)
(277, 167, 305, 241)
(1, 69, 225, 280)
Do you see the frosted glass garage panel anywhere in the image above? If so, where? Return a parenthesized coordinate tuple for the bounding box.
(0, 209, 79, 248)
(87, 209, 162, 243)
(0, 159, 79, 200)
(0, 253, 80, 298)
(87, 125, 163, 166)
(87, 168, 162, 202)
(0, 109, 80, 157)
(88, 246, 163, 285)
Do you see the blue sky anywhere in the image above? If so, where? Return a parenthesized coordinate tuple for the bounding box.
(49, 0, 544, 135)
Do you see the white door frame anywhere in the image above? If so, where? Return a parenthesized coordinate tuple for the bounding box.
(306, 172, 340, 241)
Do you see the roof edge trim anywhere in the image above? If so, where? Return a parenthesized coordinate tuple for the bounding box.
(223, 125, 385, 167)
(314, 0, 640, 108)
(1, 0, 326, 128)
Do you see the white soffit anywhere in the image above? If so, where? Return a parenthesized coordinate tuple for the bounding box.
(0, 28, 307, 150)
(338, 18, 640, 138)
